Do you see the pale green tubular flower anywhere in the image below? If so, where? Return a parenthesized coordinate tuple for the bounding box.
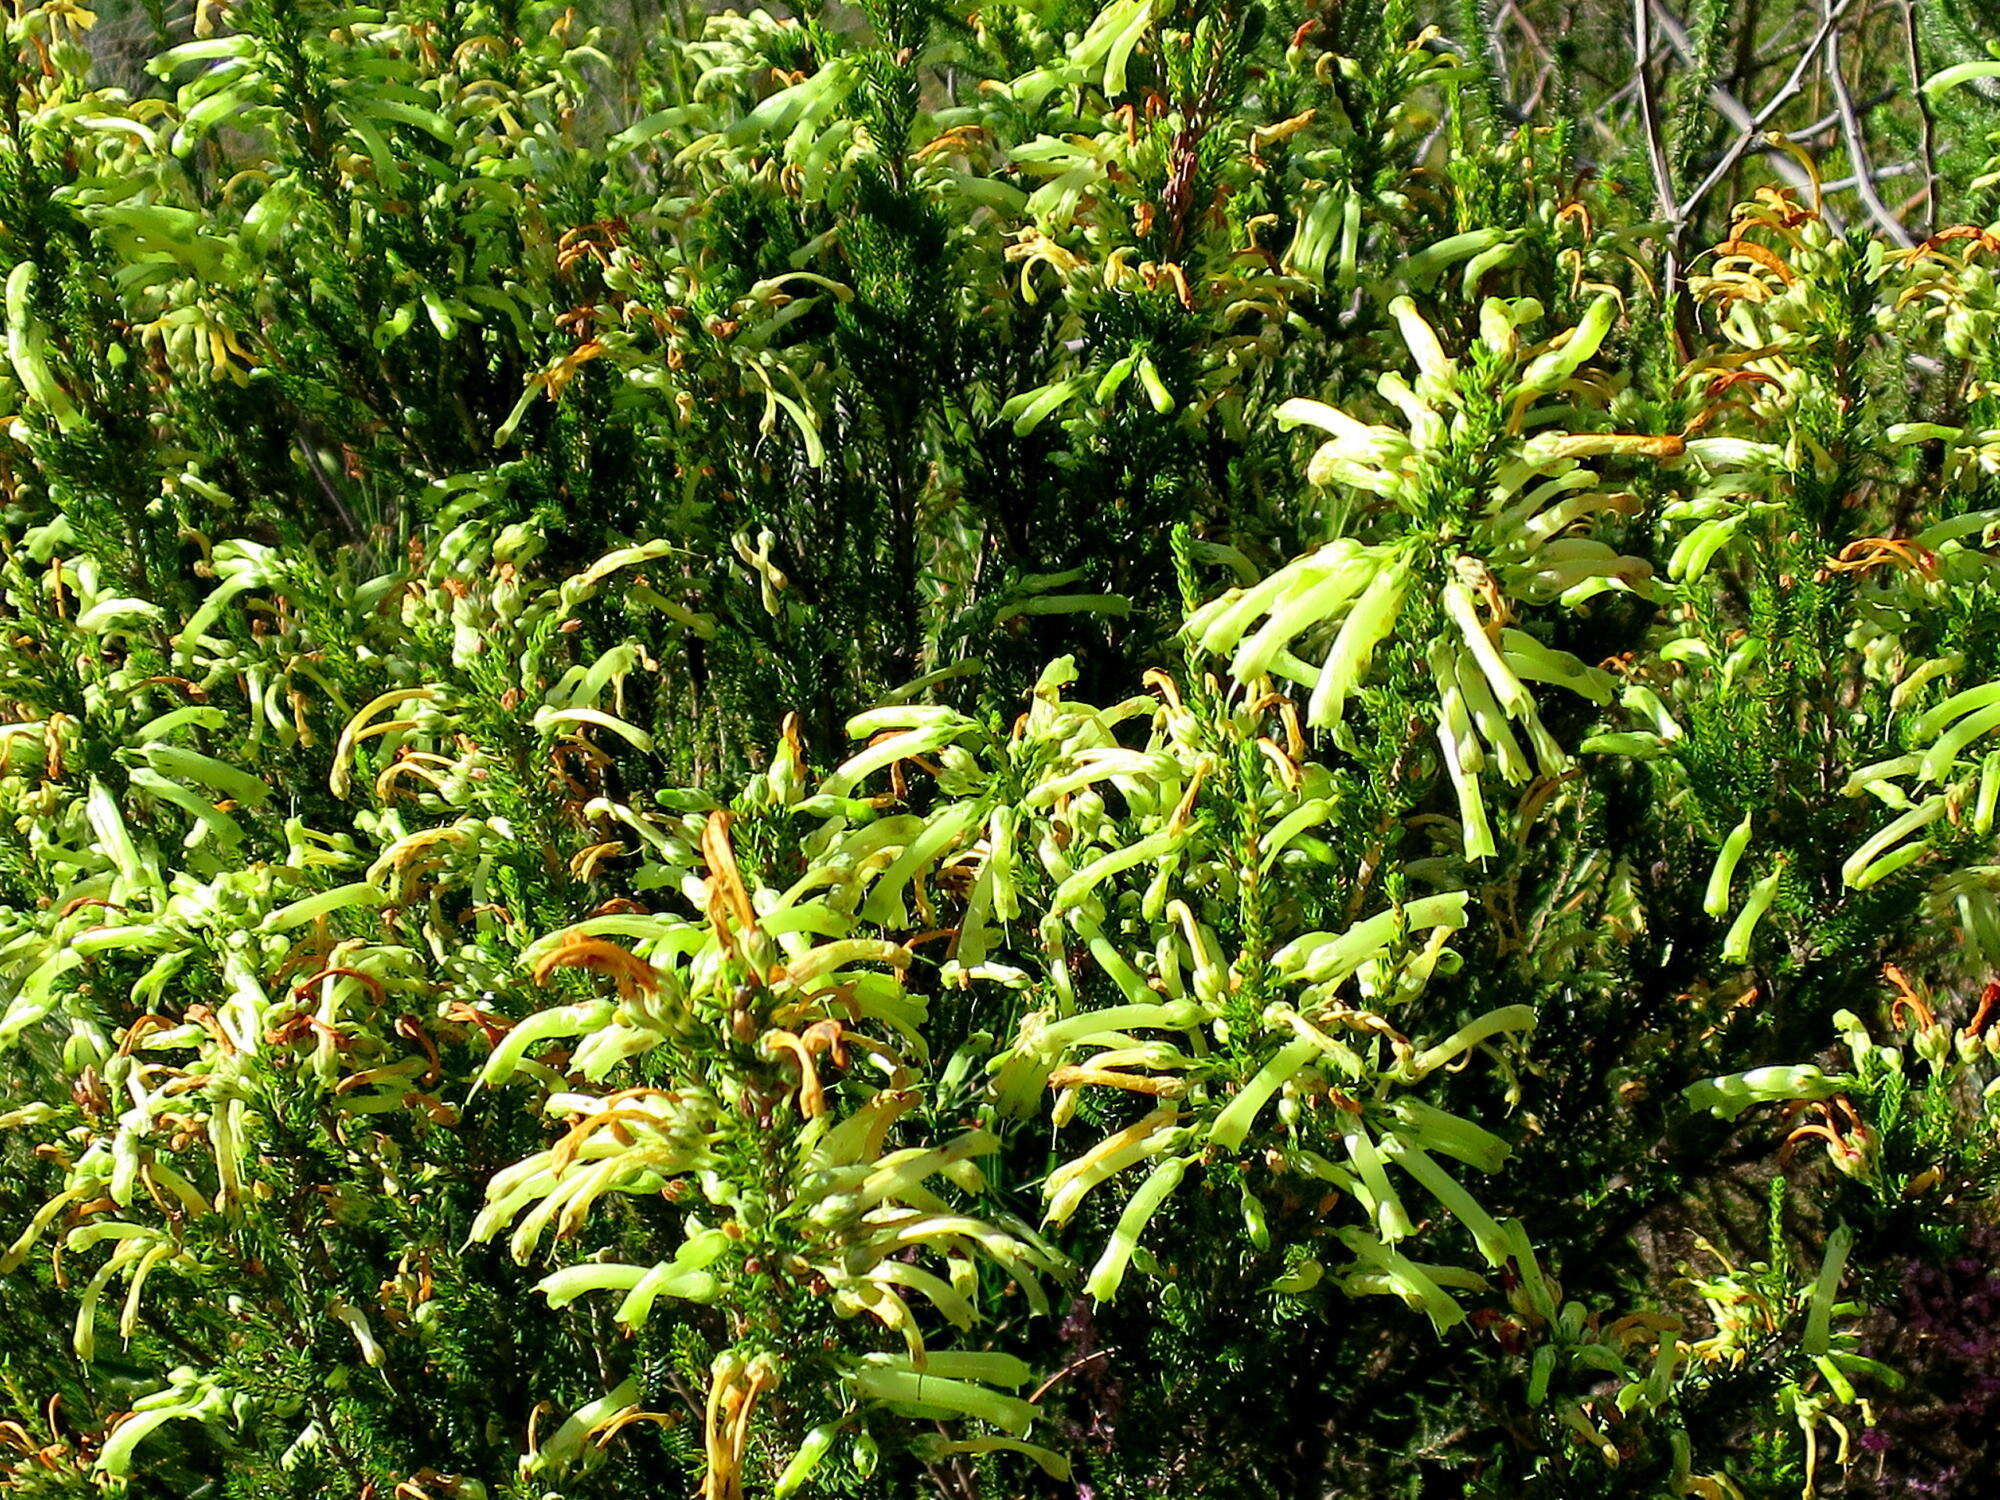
(1183, 295, 1665, 859)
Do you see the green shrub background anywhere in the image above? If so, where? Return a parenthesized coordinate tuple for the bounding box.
(4, 0, 2000, 1494)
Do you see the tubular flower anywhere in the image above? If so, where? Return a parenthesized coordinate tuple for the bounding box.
(1184, 295, 1658, 858)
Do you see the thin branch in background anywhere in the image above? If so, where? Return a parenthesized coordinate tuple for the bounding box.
(1821, 159, 1921, 194)
(1496, 0, 1558, 114)
(1825, 9, 1914, 247)
(294, 433, 360, 540)
(1792, 105, 1865, 142)
(1891, 180, 1937, 225)
(1670, 0, 1862, 230)
(1633, 0, 1679, 221)
(1463, 0, 1523, 122)
(1648, 0, 1840, 230)
(1631, 0, 1687, 331)
(1896, 0, 1940, 237)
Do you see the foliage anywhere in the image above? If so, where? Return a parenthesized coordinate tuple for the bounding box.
(3, 0, 2000, 1497)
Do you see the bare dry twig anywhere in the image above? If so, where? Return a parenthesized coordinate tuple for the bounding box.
(1671, 0, 1863, 228)
(1825, 10, 1914, 246)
